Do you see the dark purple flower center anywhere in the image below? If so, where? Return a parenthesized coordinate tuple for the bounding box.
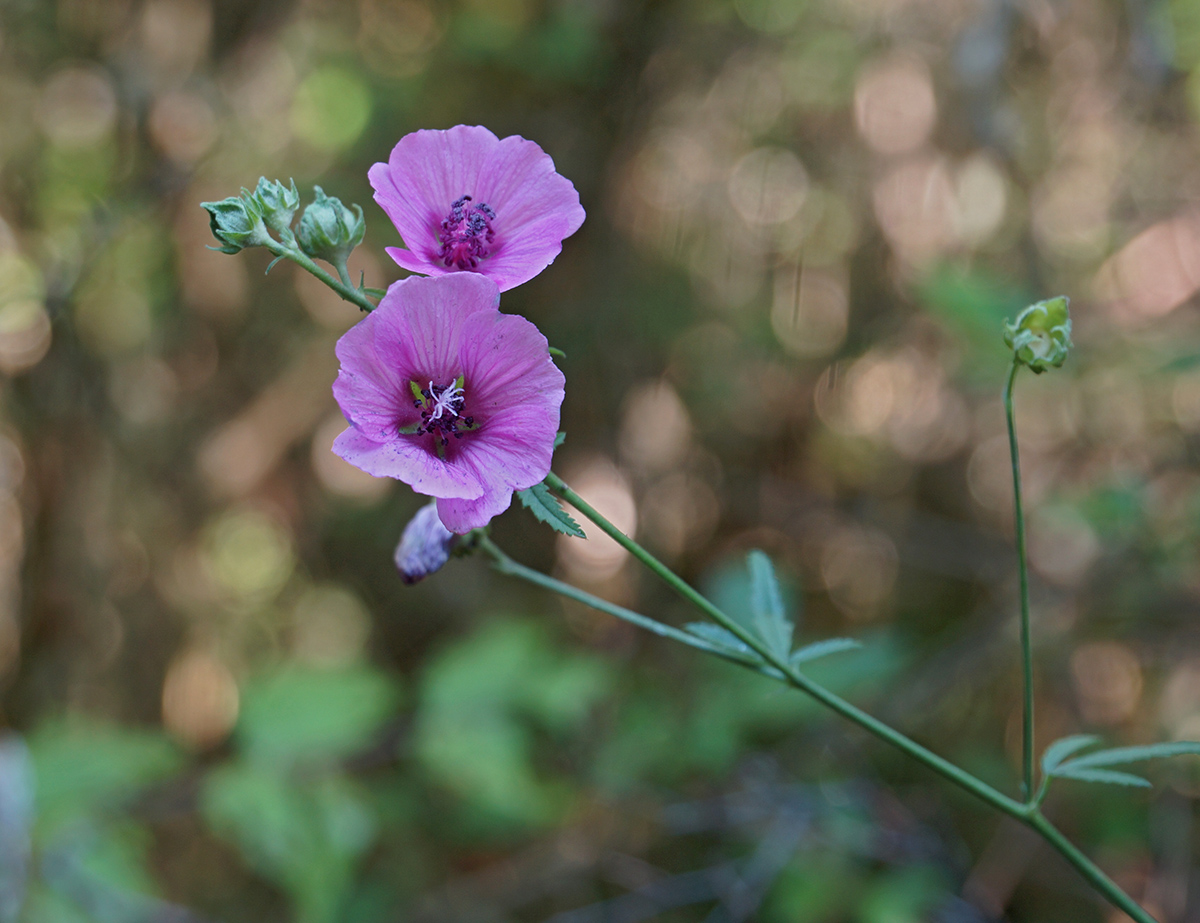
(438, 195, 496, 270)
(406, 378, 477, 455)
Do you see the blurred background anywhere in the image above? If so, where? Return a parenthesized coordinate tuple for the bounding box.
(3, 0, 1200, 919)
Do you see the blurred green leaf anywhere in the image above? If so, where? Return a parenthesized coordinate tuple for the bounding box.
(414, 618, 611, 828)
(1051, 766, 1152, 788)
(1059, 740, 1200, 771)
(748, 550, 793, 658)
(237, 665, 402, 768)
(28, 723, 182, 834)
(684, 622, 761, 659)
(202, 764, 374, 923)
(1040, 734, 1101, 773)
(790, 638, 861, 667)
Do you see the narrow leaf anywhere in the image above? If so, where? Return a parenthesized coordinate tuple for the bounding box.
(1051, 766, 1152, 788)
(549, 347, 567, 359)
(554, 431, 566, 449)
(517, 482, 585, 538)
(1061, 741, 1200, 771)
(684, 623, 762, 661)
(1041, 734, 1101, 774)
(789, 638, 862, 666)
(747, 550, 792, 658)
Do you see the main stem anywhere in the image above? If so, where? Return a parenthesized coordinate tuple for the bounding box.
(1004, 360, 1035, 800)
(534, 470, 1158, 923)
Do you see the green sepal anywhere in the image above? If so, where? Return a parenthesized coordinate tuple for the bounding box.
(517, 482, 584, 538)
(549, 346, 566, 359)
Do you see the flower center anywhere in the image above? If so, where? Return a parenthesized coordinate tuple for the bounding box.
(406, 378, 476, 454)
(438, 195, 496, 270)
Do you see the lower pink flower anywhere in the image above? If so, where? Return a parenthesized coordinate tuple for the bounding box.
(331, 273, 564, 532)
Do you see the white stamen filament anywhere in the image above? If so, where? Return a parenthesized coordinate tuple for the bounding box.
(427, 380, 464, 422)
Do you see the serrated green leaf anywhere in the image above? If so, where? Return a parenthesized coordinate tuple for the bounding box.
(517, 482, 584, 538)
(1060, 740, 1200, 771)
(748, 550, 792, 658)
(790, 638, 861, 666)
(684, 623, 762, 661)
(1050, 766, 1152, 787)
(1040, 734, 1101, 774)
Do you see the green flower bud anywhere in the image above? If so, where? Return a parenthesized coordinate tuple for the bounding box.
(296, 186, 365, 266)
(1003, 296, 1072, 373)
(253, 177, 300, 236)
(200, 194, 272, 253)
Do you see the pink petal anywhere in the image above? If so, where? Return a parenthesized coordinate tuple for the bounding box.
(437, 488, 514, 533)
(332, 427, 485, 499)
(457, 310, 566, 407)
(370, 126, 501, 269)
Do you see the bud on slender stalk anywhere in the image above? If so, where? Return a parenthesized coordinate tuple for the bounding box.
(394, 502, 459, 584)
(200, 194, 272, 253)
(1003, 296, 1072, 373)
(254, 177, 300, 237)
(297, 186, 365, 267)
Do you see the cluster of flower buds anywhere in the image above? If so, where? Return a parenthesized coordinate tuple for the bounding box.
(1004, 296, 1072, 373)
(201, 178, 364, 271)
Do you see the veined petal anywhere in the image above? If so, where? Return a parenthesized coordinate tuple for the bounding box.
(332, 427, 485, 499)
(437, 488, 514, 534)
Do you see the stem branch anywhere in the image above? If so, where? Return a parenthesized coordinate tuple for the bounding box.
(265, 240, 376, 312)
(544, 471, 1023, 818)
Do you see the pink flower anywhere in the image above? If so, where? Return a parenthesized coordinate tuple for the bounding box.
(331, 273, 565, 533)
(368, 125, 585, 292)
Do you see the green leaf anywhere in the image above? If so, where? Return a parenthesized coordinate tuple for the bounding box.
(549, 346, 566, 359)
(747, 550, 792, 658)
(554, 431, 566, 448)
(790, 638, 861, 666)
(684, 623, 762, 661)
(517, 482, 584, 538)
(236, 665, 401, 768)
(1060, 740, 1200, 771)
(1050, 766, 1152, 788)
(1040, 734, 1101, 774)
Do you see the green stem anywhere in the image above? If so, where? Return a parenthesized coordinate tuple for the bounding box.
(477, 535, 783, 675)
(265, 240, 376, 312)
(1026, 811, 1159, 923)
(1005, 359, 1035, 800)
(543, 472, 1023, 818)
(538, 470, 1159, 922)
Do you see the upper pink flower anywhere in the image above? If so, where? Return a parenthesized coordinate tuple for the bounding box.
(368, 125, 586, 292)
(331, 272, 565, 533)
